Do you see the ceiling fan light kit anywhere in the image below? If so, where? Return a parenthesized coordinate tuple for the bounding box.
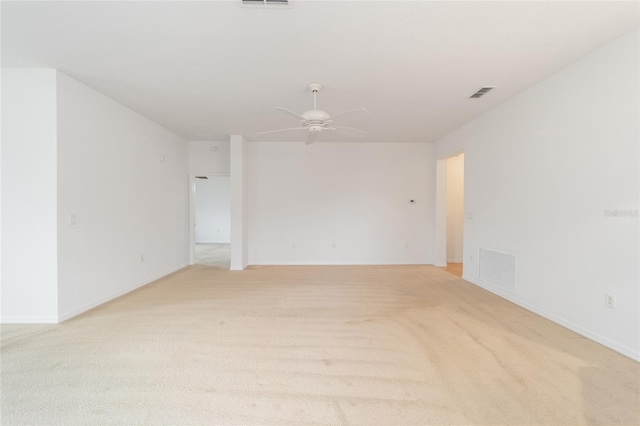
(258, 83, 369, 145)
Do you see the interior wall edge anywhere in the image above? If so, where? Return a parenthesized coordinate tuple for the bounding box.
(248, 261, 433, 266)
(0, 316, 59, 324)
(57, 263, 188, 323)
(462, 274, 640, 362)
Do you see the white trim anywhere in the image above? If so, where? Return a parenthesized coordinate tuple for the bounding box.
(195, 241, 231, 244)
(462, 274, 639, 362)
(249, 261, 431, 266)
(0, 316, 58, 324)
(57, 263, 187, 322)
(189, 172, 230, 266)
(434, 159, 448, 267)
(189, 175, 195, 265)
(435, 151, 465, 268)
(191, 172, 230, 178)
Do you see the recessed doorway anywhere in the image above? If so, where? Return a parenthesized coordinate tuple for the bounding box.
(189, 174, 231, 269)
(435, 152, 464, 278)
(444, 153, 464, 277)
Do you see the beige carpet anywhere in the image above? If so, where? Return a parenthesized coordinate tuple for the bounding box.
(1, 265, 638, 425)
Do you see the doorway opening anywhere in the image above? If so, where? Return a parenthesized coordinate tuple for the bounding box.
(190, 174, 231, 269)
(445, 153, 464, 276)
(435, 153, 464, 277)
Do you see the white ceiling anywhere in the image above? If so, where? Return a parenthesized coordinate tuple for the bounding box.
(2, 1, 638, 143)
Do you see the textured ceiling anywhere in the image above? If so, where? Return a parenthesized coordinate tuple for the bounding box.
(2, 1, 638, 142)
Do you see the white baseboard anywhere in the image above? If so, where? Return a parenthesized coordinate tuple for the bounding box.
(0, 315, 58, 324)
(57, 263, 187, 323)
(195, 241, 230, 244)
(461, 274, 639, 362)
(249, 261, 430, 266)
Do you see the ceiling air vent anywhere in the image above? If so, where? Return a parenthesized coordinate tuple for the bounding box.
(470, 86, 496, 99)
(242, 0, 289, 6)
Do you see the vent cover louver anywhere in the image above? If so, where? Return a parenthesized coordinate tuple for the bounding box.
(470, 86, 496, 99)
(242, 0, 288, 5)
(479, 248, 516, 292)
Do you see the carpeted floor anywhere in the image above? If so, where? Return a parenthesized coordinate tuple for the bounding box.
(1, 265, 638, 425)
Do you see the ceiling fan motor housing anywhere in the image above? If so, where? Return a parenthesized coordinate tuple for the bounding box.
(302, 109, 330, 132)
(302, 110, 330, 121)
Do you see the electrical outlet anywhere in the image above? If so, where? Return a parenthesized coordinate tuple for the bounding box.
(605, 293, 616, 308)
(68, 214, 77, 225)
(140, 254, 144, 263)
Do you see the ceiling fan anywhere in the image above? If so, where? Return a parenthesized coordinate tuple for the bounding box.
(258, 83, 368, 145)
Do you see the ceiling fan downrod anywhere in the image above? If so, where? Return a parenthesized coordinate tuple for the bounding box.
(308, 83, 322, 111)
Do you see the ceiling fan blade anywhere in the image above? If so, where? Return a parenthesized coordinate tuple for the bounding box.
(257, 127, 306, 135)
(331, 107, 369, 120)
(305, 132, 319, 145)
(274, 107, 306, 121)
(332, 125, 367, 138)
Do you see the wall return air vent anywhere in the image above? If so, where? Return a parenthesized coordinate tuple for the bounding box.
(470, 86, 496, 99)
(479, 248, 516, 292)
(242, 0, 289, 6)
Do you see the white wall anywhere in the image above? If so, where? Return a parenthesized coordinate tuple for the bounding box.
(446, 154, 464, 263)
(188, 140, 230, 175)
(1, 69, 59, 322)
(248, 142, 434, 265)
(56, 72, 189, 320)
(230, 135, 248, 270)
(195, 177, 230, 243)
(435, 29, 639, 359)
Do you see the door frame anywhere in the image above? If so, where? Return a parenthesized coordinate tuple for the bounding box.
(434, 151, 464, 268)
(188, 172, 231, 265)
